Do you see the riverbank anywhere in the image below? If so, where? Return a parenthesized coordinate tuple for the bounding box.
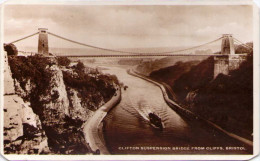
(82, 86, 121, 154)
(128, 69, 253, 148)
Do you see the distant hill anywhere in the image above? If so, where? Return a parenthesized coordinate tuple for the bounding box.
(149, 60, 200, 86)
(136, 56, 209, 76)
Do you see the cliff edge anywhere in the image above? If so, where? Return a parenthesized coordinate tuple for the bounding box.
(4, 55, 119, 154)
(3, 51, 49, 154)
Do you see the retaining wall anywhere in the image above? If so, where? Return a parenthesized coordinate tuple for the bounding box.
(83, 86, 121, 154)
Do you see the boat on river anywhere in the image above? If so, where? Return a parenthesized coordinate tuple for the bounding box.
(148, 113, 163, 130)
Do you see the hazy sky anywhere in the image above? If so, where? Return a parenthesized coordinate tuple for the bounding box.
(4, 5, 253, 49)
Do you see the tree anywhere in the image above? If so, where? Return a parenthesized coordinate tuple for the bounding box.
(4, 43, 18, 56)
(57, 57, 71, 67)
(75, 61, 85, 71)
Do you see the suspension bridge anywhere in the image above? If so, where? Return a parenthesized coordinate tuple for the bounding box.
(5, 28, 252, 58)
(5, 28, 253, 78)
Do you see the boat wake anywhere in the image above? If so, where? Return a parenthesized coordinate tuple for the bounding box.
(120, 93, 166, 129)
(131, 100, 165, 130)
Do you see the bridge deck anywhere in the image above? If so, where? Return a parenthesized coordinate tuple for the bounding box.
(56, 54, 247, 58)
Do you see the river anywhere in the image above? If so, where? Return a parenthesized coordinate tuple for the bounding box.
(96, 65, 251, 155)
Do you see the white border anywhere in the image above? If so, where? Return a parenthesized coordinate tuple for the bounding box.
(0, 0, 256, 5)
(0, 2, 5, 161)
(253, 1, 260, 161)
(0, 0, 259, 160)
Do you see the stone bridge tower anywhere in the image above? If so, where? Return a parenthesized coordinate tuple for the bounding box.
(214, 34, 234, 78)
(214, 34, 239, 78)
(38, 28, 49, 56)
(214, 34, 246, 78)
(221, 34, 235, 55)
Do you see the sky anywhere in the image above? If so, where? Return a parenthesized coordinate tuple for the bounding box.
(3, 5, 253, 49)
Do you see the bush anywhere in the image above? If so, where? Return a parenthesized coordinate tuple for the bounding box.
(57, 57, 71, 67)
(75, 61, 85, 71)
(4, 43, 18, 56)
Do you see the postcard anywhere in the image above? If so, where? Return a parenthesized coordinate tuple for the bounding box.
(0, 0, 259, 160)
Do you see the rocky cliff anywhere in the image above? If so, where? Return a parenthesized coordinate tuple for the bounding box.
(147, 52, 253, 140)
(5, 55, 118, 154)
(3, 51, 49, 154)
(4, 95, 50, 154)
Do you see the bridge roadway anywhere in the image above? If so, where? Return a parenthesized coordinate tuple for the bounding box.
(57, 54, 247, 58)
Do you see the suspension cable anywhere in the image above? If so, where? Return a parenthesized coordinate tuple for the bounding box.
(48, 31, 223, 55)
(233, 37, 253, 49)
(8, 32, 39, 44)
(234, 40, 253, 50)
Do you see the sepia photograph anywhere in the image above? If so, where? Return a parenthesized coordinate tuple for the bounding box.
(0, 0, 259, 160)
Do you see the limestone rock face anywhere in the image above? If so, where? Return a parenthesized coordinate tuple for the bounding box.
(67, 88, 94, 122)
(39, 62, 70, 117)
(4, 51, 15, 95)
(6, 55, 118, 154)
(19, 58, 89, 154)
(4, 96, 23, 142)
(4, 52, 50, 154)
(14, 79, 35, 99)
(3, 95, 49, 154)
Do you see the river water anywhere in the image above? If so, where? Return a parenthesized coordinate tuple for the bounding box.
(97, 66, 252, 155)
(79, 56, 251, 154)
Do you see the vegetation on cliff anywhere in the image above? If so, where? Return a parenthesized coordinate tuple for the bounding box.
(62, 60, 119, 111)
(135, 52, 208, 76)
(193, 54, 253, 140)
(4, 43, 18, 56)
(150, 61, 200, 88)
(172, 56, 215, 101)
(57, 57, 71, 67)
(8, 55, 119, 154)
(148, 44, 253, 140)
(8, 55, 53, 100)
